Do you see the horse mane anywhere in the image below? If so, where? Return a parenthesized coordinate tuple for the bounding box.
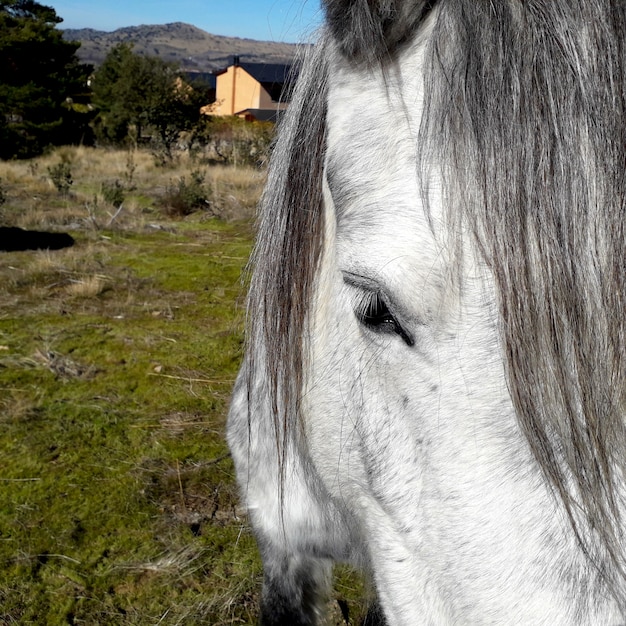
(245, 38, 329, 461)
(246, 0, 626, 606)
(424, 1, 626, 602)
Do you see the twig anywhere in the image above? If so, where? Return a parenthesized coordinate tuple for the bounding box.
(176, 459, 187, 516)
(148, 373, 234, 384)
(107, 203, 125, 226)
(35, 554, 81, 564)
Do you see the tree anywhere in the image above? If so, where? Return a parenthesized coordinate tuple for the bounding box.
(0, 0, 93, 158)
(90, 43, 145, 144)
(91, 44, 205, 158)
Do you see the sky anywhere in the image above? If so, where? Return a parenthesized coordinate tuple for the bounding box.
(47, 0, 323, 43)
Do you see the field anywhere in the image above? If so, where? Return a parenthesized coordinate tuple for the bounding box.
(0, 147, 369, 625)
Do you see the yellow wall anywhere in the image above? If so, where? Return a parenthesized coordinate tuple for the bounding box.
(213, 66, 258, 115)
(213, 65, 289, 116)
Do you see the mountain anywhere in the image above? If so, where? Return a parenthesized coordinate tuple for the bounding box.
(61, 22, 301, 71)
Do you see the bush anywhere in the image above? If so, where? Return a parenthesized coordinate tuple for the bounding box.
(191, 117, 274, 167)
(162, 169, 210, 217)
(92, 43, 205, 157)
(47, 161, 73, 195)
(102, 179, 125, 207)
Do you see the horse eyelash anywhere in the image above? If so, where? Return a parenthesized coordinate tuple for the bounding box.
(353, 290, 415, 347)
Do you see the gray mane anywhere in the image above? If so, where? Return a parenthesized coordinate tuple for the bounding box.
(246, 0, 626, 606)
(245, 39, 329, 462)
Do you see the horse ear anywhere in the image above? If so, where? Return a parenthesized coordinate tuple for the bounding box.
(323, 0, 437, 63)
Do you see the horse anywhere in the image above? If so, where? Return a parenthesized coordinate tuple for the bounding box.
(227, 1, 626, 623)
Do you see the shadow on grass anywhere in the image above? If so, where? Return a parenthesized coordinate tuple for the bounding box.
(0, 226, 74, 251)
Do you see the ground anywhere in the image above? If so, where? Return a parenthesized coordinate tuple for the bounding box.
(0, 146, 371, 625)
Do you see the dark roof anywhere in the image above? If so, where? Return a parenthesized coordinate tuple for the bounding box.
(239, 62, 293, 84)
(213, 60, 297, 84)
(235, 108, 287, 123)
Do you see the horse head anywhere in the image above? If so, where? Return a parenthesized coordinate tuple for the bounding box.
(228, 2, 626, 623)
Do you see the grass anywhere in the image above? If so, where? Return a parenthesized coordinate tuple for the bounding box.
(0, 145, 264, 230)
(0, 147, 260, 624)
(0, 146, 372, 625)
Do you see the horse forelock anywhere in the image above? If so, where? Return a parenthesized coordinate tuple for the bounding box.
(248, 0, 626, 608)
(323, 0, 438, 65)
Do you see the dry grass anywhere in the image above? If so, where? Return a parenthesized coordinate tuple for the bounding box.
(0, 241, 114, 317)
(207, 165, 265, 220)
(64, 274, 109, 298)
(0, 145, 264, 231)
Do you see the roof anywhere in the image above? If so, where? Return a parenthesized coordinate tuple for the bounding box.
(239, 62, 294, 84)
(235, 108, 287, 123)
(213, 60, 297, 85)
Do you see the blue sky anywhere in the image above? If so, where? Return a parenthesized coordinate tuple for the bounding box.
(48, 0, 323, 43)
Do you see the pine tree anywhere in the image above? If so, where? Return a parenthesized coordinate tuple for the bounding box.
(0, 0, 92, 158)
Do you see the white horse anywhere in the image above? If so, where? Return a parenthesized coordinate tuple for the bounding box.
(227, 1, 626, 623)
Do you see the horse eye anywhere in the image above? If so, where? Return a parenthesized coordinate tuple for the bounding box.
(356, 293, 414, 346)
(360, 293, 396, 329)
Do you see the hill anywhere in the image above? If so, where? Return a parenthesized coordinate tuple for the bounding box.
(62, 22, 301, 71)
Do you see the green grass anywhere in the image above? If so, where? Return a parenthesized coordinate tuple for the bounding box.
(0, 218, 262, 624)
(0, 147, 373, 625)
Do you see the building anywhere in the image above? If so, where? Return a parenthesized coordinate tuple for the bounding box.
(209, 57, 295, 122)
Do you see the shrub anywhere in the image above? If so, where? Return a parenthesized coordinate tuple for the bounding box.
(102, 179, 125, 207)
(47, 161, 73, 195)
(192, 117, 274, 167)
(162, 169, 210, 217)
